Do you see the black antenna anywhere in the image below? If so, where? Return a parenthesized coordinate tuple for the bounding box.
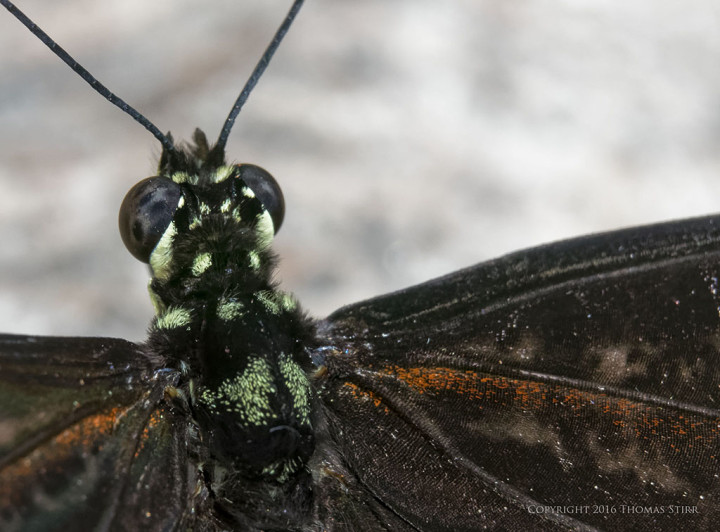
(0, 0, 176, 155)
(2, 1, 305, 157)
(216, 0, 304, 151)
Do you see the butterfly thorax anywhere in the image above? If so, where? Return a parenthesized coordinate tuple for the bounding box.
(124, 132, 315, 487)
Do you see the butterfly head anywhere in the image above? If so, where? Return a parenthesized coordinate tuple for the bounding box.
(118, 129, 284, 291)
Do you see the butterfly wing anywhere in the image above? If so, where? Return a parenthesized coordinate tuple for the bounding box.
(0, 335, 205, 531)
(315, 214, 720, 531)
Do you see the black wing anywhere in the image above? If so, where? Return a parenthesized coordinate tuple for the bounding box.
(315, 214, 720, 531)
(0, 335, 203, 531)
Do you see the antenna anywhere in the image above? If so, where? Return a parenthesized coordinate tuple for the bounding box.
(1, 0, 305, 155)
(1, 0, 176, 154)
(216, 0, 304, 151)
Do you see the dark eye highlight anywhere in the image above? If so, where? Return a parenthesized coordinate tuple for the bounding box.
(119, 176, 183, 263)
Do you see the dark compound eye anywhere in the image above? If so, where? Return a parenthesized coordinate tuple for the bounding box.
(236, 164, 285, 234)
(119, 176, 183, 263)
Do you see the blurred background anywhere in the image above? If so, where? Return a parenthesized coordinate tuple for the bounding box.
(0, 0, 719, 342)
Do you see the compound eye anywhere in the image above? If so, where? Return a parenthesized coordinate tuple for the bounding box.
(119, 177, 183, 263)
(236, 164, 285, 233)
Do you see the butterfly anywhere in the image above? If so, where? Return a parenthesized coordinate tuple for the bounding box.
(1, 1, 719, 530)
